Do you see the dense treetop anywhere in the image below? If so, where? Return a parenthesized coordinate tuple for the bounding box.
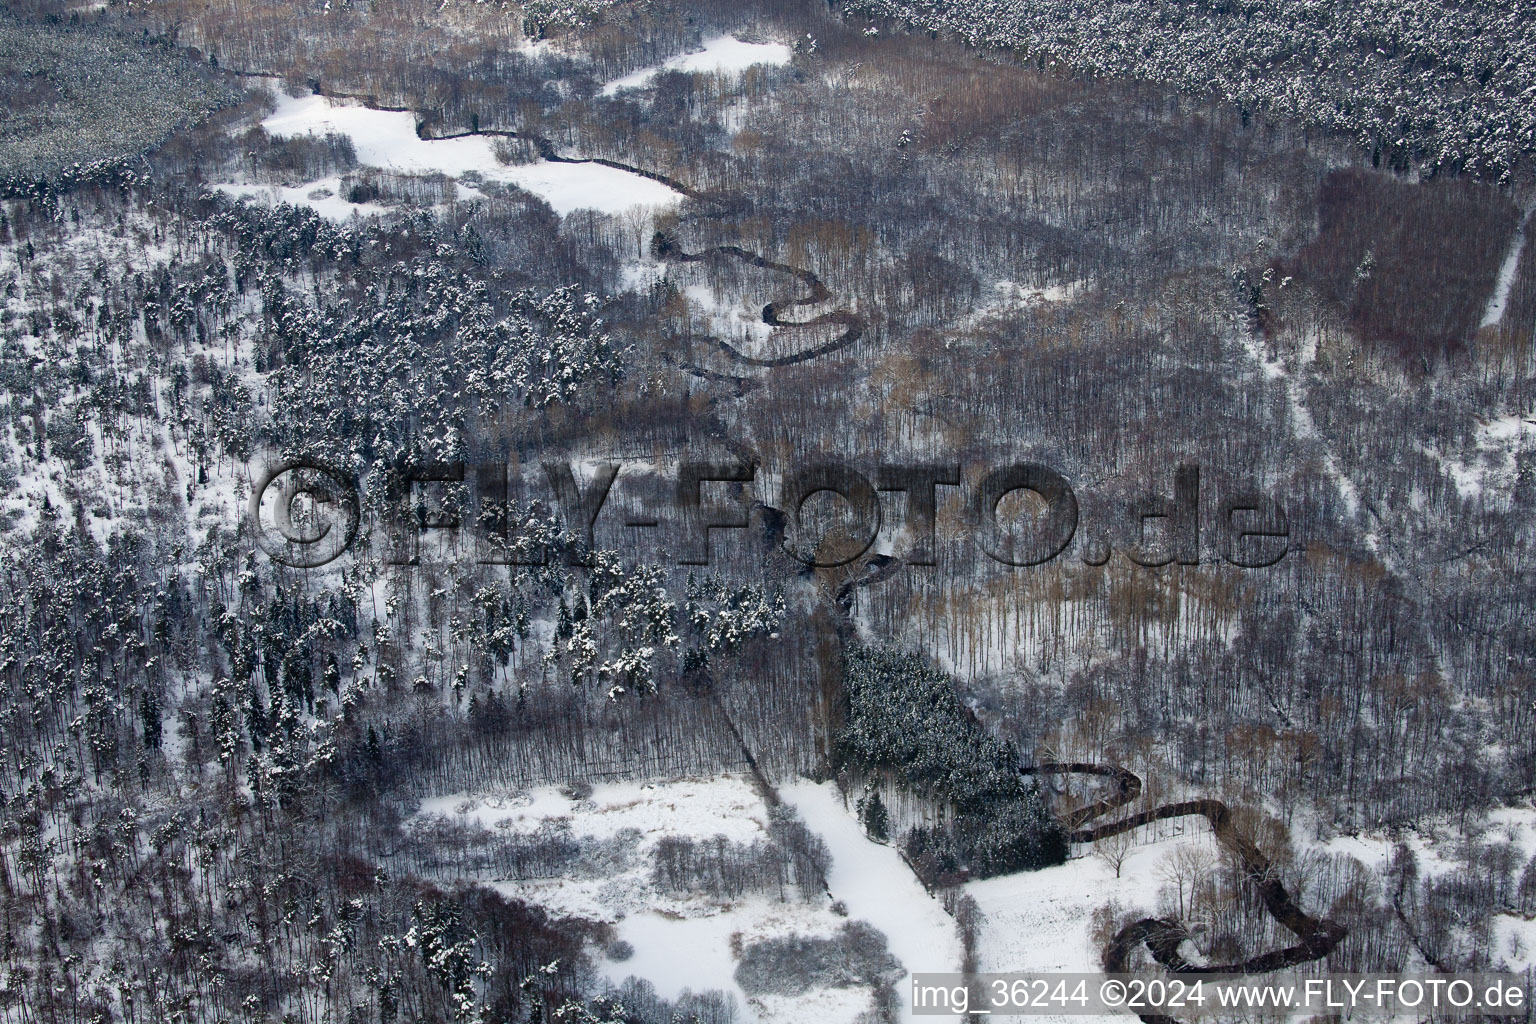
(0, 15, 234, 182)
(844, 0, 1536, 179)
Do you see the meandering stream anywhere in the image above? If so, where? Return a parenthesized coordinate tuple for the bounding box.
(235, 74, 869, 370)
(1022, 763, 1347, 1024)
(238, 71, 1342, 1020)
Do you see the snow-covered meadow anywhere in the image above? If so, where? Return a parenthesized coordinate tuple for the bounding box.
(961, 825, 1224, 1024)
(211, 32, 792, 224)
(438, 778, 1536, 1024)
(783, 781, 966, 1022)
(966, 827, 1221, 976)
(417, 775, 966, 1023)
(213, 84, 685, 221)
(211, 175, 390, 221)
(600, 35, 793, 96)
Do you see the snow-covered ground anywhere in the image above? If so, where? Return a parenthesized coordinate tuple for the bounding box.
(419, 776, 768, 846)
(236, 86, 684, 216)
(1439, 412, 1536, 501)
(958, 278, 1088, 329)
(0, 204, 262, 555)
(1481, 207, 1531, 328)
(601, 35, 793, 96)
(489, 159, 681, 216)
(781, 781, 965, 1023)
(418, 775, 920, 1024)
(966, 828, 1221, 973)
(599, 904, 871, 1018)
(1315, 804, 1536, 878)
(1493, 914, 1536, 972)
(682, 283, 778, 345)
(1317, 804, 1536, 974)
(211, 176, 389, 222)
(965, 827, 1222, 1024)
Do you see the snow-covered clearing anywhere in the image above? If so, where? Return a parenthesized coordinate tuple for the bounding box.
(1486, 805, 1536, 858)
(976, 278, 1086, 317)
(994, 279, 1085, 306)
(598, 904, 865, 1018)
(965, 828, 1221, 973)
(781, 781, 965, 1023)
(247, 86, 683, 215)
(965, 827, 1222, 1024)
(619, 257, 671, 296)
(419, 776, 904, 1024)
(419, 775, 768, 845)
(1438, 412, 1536, 501)
(1481, 207, 1532, 328)
(1493, 914, 1536, 971)
(683, 283, 777, 344)
(601, 35, 793, 95)
(211, 176, 388, 222)
(490, 159, 682, 216)
(603, 911, 743, 1003)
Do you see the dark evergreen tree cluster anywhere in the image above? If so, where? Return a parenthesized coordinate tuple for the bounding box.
(837, 644, 1067, 882)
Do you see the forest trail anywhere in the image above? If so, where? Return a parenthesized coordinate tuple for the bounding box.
(1481, 203, 1533, 328)
(1022, 763, 1347, 1024)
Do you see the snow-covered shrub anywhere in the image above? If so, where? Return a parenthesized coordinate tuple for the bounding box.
(733, 921, 902, 995)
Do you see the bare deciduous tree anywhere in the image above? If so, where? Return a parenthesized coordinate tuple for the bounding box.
(1094, 828, 1136, 879)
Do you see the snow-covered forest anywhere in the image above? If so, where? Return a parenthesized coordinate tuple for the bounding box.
(841, 0, 1536, 181)
(0, 16, 235, 183)
(1, 0, 1535, 1021)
